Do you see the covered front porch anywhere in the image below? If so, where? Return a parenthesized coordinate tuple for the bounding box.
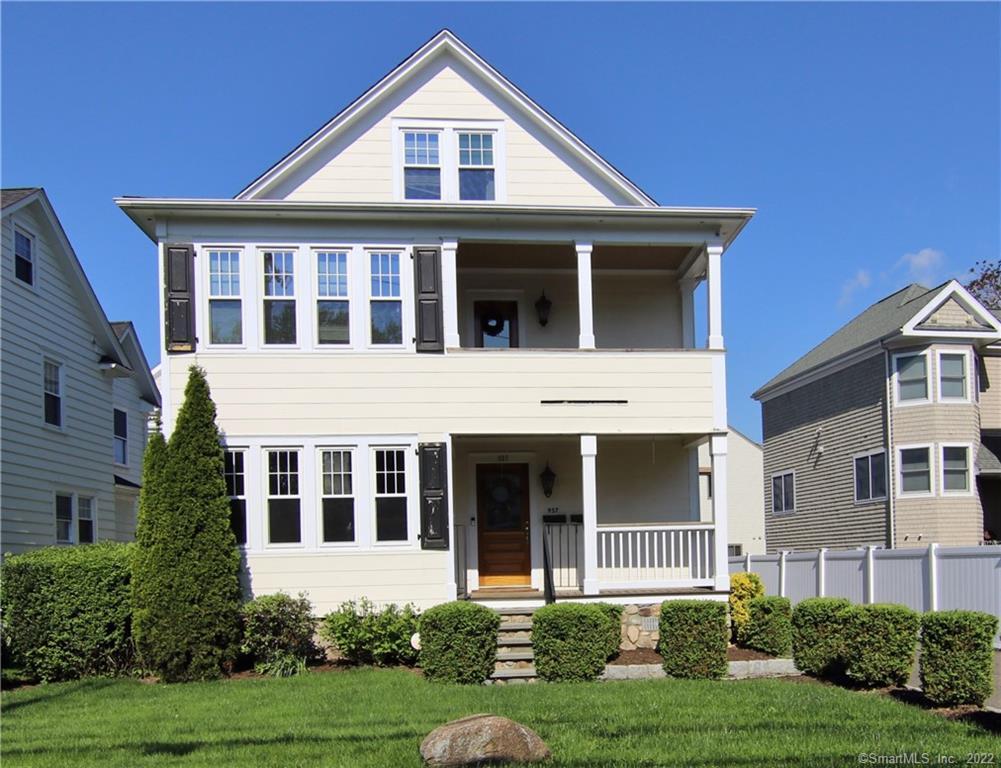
(451, 434, 729, 603)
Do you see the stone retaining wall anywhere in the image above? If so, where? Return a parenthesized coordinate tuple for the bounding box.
(601, 658, 800, 681)
(619, 604, 659, 651)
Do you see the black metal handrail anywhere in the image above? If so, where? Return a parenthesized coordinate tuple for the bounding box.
(542, 524, 556, 604)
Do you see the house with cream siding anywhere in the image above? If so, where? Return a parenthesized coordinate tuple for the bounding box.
(1, 188, 160, 555)
(697, 427, 765, 556)
(117, 30, 753, 612)
(753, 281, 1001, 553)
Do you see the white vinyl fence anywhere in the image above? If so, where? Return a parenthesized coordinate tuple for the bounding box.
(729, 544, 1001, 647)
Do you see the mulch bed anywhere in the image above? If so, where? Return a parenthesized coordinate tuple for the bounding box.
(608, 648, 663, 666)
(727, 646, 775, 662)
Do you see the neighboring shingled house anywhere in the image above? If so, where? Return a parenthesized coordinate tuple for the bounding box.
(753, 280, 1001, 552)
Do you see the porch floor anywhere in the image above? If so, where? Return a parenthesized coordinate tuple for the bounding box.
(467, 586, 726, 603)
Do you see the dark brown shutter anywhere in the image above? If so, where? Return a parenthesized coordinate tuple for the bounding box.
(418, 443, 449, 550)
(414, 247, 444, 353)
(164, 244, 196, 353)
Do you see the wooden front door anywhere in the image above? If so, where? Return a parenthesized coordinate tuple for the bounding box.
(476, 463, 531, 587)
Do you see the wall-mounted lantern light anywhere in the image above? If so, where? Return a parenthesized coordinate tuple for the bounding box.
(540, 462, 557, 498)
(535, 291, 552, 327)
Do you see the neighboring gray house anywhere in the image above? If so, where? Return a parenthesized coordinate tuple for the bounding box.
(1, 188, 160, 555)
(753, 280, 1001, 553)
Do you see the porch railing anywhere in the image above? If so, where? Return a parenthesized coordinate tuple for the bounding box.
(598, 523, 715, 589)
(544, 523, 584, 592)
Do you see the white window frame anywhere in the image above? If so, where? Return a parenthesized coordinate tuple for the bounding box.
(770, 470, 795, 515)
(260, 248, 299, 348)
(456, 131, 497, 202)
(936, 349, 972, 403)
(939, 443, 974, 497)
(314, 248, 352, 347)
(13, 224, 36, 288)
(317, 447, 358, 548)
(54, 491, 96, 545)
(896, 443, 935, 499)
(113, 408, 128, 467)
(264, 447, 304, 548)
(371, 445, 412, 547)
(224, 448, 248, 547)
(205, 247, 245, 348)
(367, 249, 408, 349)
(892, 350, 931, 406)
(853, 449, 888, 504)
(42, 357, 64, 430)
(401, 129, 443, 201)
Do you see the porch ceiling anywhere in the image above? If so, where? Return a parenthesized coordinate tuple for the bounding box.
(457, 242, 692, 270)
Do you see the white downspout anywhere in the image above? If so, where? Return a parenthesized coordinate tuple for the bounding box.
(883, 347, 895, 549)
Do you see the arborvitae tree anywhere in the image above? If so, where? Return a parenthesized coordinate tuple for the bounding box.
(131, 367, 242, 681)
(131, 413, 167, 659)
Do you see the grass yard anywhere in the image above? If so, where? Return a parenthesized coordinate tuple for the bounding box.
(2, 668, 997, 768)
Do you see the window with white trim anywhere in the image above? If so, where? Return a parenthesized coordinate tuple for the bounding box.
(771, 471, 794, 514)
(316, 251, 350, 345)
(78, 497, 94, 543)
(224, 450, 247, 545)
(369, 252, 402, 345)
(55, 493, 94, 544)
(263, 250, 296, 345)
(854, 450, 887, 502)
(14, 227, 33, 285)
(403, 131, 441, 200)
(898, 447, 932, 495)
(43, 360, 62, 427)
(320, 449, 355, 543)
(208, 250, 242, 345)
(938, 353, 968, 401)
(941, 446, 970, 493)
(55, 494, 73, 543)
(266, 449, 301, 544)
(895, 353, 928, 403)
(728, 544, 743, 557)
(457, 132, 495, 201)
(113, 408, 128, 465)
(374, 447, 408, 542)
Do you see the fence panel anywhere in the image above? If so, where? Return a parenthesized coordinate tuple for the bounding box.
(873, 549, 927, 612)
(784, 553, 817, 604)
(937, 547, 1001, 619)
(824, 551, 866, 604)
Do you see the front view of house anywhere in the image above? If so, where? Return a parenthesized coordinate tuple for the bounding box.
(118, 30, 752, 613)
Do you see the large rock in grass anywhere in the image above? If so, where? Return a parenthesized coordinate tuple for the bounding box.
(420, 714, 551, 766)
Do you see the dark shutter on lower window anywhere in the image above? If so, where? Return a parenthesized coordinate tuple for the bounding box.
(164, 244, 196, 353)
(419, 442, 449, 550)
(413, 247, 443, 353)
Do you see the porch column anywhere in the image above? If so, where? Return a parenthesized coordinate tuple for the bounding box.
(710, 434, 730, 591)
(705, 242, 724, 350)
(576, 241, 595, 349)
(680, 277, 697, 348)
(441, 238, 460, 348)
(581, 435, 599, 595)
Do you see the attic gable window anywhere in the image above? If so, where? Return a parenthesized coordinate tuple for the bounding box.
(14, 228, 34, 285)
(458, 133, 495, 201)
(403, 132, 441, 200)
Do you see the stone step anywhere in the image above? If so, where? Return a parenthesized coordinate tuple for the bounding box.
(497, 620, 532, 632)
(494, 607, 538, 616)
(496, 635, 532, 647)
(490, 666, 537, 680)
(496, 648, 534, 662)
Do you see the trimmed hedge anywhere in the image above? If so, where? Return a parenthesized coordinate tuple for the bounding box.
(729, 572, 764, 641)
(593, 602, 624, 659)
(842, 604, 920, 688)
(320, 598, 419, 666)
(241, 592, 318, 675)
(533, 604, 610, 682)
(659, 600, 728, 679)
(0, 543, 134, 681)
(792, 597, 851, 677)
(921, 610, 998, 706)
(742, 596, 792, 657)
(418, 602, 499, 684)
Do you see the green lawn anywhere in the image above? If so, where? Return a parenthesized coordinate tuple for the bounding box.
(2, 668, 996, 767)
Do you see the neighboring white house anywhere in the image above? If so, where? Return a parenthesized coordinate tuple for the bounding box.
(698, 428, 765, 555)
(1, 188, 160, 555)
(117, 30, 754, 612)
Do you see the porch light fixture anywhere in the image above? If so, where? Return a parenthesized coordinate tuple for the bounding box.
(535, 291, 552, 327)
(540, 462, 557, 498)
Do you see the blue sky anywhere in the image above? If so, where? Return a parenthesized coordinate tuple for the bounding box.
(3, 2, 998, 440)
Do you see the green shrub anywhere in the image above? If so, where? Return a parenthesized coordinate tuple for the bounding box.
(729, 572, 764, 641)
(0, 543, 133, 681)
(532, 604, 611, 682)
(241, 592, 318, 674)
(418, 602, 499, 684)
(593, 602, 624, 659)
(256, 652, 308, 678)
(131, 368, 243, 682)
(659, 600, 728, 679)
(920, 611, 997, 707)
(741, 596, 792, 657)
(320, 598, 419, 666)
(792, 597, 851, 677)
(842, 604, 920, 688)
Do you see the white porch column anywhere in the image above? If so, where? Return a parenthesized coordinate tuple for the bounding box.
(441, 238, 459, 348)
(581, 434, 599, 595)
(710, 433, 730, 591)
(575, 241, 595, 349)
(705, 243, 724, 350)
(680, 277, 697, 349)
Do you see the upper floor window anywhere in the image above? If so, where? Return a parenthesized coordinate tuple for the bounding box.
(320, 448, 355, 543)
(853, 450, 886, 503)
(316, 251, 350, 345)
(266, 449, 301, 544)
(369, 252, 402, 345)
(208, 250, 242, 345)
(938, 352, 968, 401)
(771, 471, 794, 514)
(458, 132, 495, 201)
(43, 359, 62, 427)
(894, 353, 928, 403)
(14, 228, 33, 285)
(113, 408, 128, 465)
(263, 250, 296, 345)
(403, 132, 441, 200)
(224, 450, 247, 545)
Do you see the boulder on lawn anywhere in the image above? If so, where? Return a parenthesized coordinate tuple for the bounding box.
(420, 714, 551, 766)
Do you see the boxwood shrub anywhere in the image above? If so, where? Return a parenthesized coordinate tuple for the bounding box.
(729, 572, 764, 641)
(659, 600, 728, 679)
(742, 596, 792, 657)
(320, 598, 419, 666)
(791, 597, 851, 677)
(920, 610, 998, 706)
(593, 602, 624, 659)
(532, 603, 610, 682)
(0, 543, 134, 681)
(842, 604, 920, 688)
(241, 592, 318, 675)
(418, 601, 499, 684)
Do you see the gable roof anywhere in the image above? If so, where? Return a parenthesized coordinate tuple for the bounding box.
(2, 187, 41, 209)
(236, 29, 657, 206)
(110, 321, 161, 406)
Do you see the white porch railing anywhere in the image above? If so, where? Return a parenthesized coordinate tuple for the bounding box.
(597, 523, 716, 589)
(544, 523, 584, 591)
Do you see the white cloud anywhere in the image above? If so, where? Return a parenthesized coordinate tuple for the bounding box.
(838, 269, 871, 308)
(896, 248, 946, 286)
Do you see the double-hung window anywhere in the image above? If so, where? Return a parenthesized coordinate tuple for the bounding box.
(14, 227, 33, 285)
(320, 449, 355, 543)
(208, 250, 242, 345)
(55, 494, 73, 544)
(941, 445, 971, 494)
(224, 450, 247, 545)
(113, 408, 128, 465)
(374, 447, 408, 542)
(369, 252, 402, 345)
(78, 497, 94, 544)
(771, 471, 795, 514)
(854, 450, 887, 502)
(43, 360, 62, 427)
(263, 250, 296, 345)
(266, 449, 301, 544)
(457, 132, 495, 201)
(403, 132, 441, 200)
(55, 494, 94, 544)
(895, 353, 928, 403)
(938, 353, 968, 401)
(898, 446, 932, 495)
(316, 250, 350, 345)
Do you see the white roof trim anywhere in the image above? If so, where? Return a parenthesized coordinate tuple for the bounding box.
(901, 280, 1001, 336)
(235, 29, 657, 207)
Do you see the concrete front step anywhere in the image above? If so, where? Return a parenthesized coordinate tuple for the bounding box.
(497, 620, 532, 632)
(490, 666, 537, 681)
(496, 649, 534, 662)
(495, 607, 539, 616)
(496, 635, 532, 646)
